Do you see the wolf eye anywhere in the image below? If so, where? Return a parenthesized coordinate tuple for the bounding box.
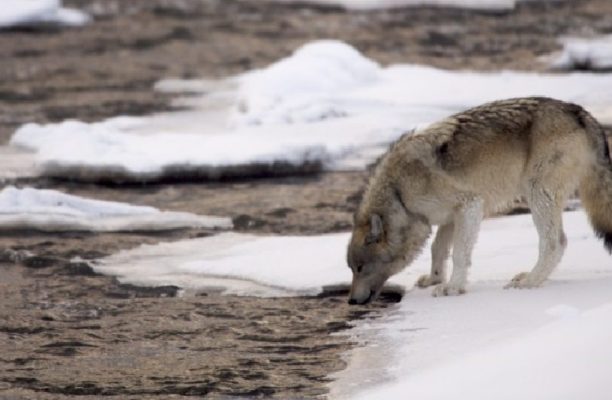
(357, 265, 363, 273)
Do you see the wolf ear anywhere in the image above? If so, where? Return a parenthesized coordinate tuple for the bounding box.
(365, 214, 383, 244)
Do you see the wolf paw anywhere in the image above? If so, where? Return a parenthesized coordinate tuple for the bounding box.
(416, 274, 443, 288)
(504, 272, 542, 289)
(432, 283, 465, 297)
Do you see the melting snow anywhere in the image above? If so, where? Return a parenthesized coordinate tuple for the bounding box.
(271, 0, 517, 11)
(551, 35, 612, 71)
(9, 40, 612, 182)
(94, 210, 612, 398)
(0, 0, 90, 29)
(0, 186, 231, 232)
(96, 232, 350, 296)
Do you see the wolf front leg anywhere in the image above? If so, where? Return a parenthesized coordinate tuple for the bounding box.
(417, 222, 453, 288)
(433, 198, 483, 297)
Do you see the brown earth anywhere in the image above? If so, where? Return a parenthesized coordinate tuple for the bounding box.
(0, 258, 393, 399)
(2, 0, 612, 398)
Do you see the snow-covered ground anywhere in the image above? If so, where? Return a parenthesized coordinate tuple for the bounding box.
(337, 211, 612, 399)
(347, 301, 612, 400)
(0, 186, 231, 232)
(96, 232, 350, 296)
(10, 41, 612, 182)
(551, 35, 612, 71)
(93, 210, 612, 398)
(271, 0, 537, 11)
(0, 0, 90, 29)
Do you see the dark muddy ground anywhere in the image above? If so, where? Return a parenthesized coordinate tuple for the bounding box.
(2, 0, 612, 398)
(0, 258, 390, 399)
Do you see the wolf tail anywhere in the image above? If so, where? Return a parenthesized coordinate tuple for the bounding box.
(577, 108, 612, 253)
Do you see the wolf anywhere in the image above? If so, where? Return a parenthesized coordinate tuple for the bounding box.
(347, 97, 612, 304)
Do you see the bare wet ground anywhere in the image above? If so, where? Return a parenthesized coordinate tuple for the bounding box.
(3, 0, 612, 398)
(0, 259, 394, 399)
(0, 172, 375, 399)
(1, 173, 370, 399)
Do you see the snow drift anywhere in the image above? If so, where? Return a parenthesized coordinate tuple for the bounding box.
(10, 40, 612, 182)
(0, 0, 90, 29)
(0, 186, 231, 232)
(235, 41, 381, 126)
(11, 118, 328, 183)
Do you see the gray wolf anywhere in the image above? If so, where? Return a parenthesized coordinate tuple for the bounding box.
(347, 97, 612, 304)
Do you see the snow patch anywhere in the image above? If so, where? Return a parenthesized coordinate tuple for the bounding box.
(551, 35, 612, 71)
(11, 119, 330, 182)
(332, 210, 612, 399)
(0, 186, 231, 232)
(0, 0, 90, 29)
(91, 209, 612, 398)
(96, 232, 351, 296)
(351, 304, 612, 400)
(95, 211, 610, 297)
(271, 0, 559, 11)
(271, 0, 517, 11)
(10, 40, 612, 182)
(234, 40, 381, 126)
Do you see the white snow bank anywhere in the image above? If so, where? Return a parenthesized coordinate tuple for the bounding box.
(333, 210, 612, 399)
(10, 40, 612, 182)
(235, 40, 380, 126)
(352, 303, 612, 400)
(11, 118, 330, 182)
(233, 40, 612, 129)
(271, 0, 517, 11)
(94, 210, 612, 398)
(0, 0, 90, 29)
(0, 186, 231, 232)
(551, 35, 612, 71)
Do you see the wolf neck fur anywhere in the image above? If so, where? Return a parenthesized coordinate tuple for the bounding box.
(360, 174, 430, 230)
(361, 139, 432, 224)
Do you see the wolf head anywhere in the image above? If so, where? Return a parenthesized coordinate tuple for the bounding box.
(347, 209, 431, 305)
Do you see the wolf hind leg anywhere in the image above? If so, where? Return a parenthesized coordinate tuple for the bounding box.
(433, 198, 483, 297)
(505, 186, 567, 289)
(417, 222, 453, 288)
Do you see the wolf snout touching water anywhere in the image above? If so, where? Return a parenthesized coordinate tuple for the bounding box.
(346, 97, 612, 305)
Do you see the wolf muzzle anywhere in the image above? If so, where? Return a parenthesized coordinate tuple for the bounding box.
(348, 290, 376, 305)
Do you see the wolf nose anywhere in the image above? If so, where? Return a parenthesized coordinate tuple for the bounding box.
(348, 298, 357, 305)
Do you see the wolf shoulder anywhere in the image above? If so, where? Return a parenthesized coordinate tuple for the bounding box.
(398, 97, 604, 172)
